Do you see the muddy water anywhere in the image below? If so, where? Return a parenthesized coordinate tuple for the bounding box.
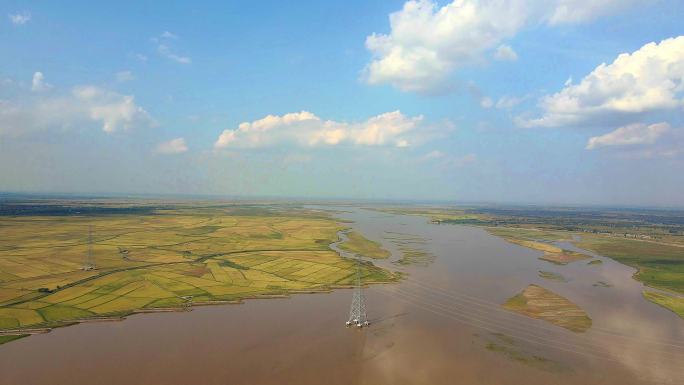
(0, 207, 683, 385)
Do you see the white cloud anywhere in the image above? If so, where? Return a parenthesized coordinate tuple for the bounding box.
(155, 137, 188, 154)
(160, 31, 178, 39)
(74, 86, 153, 133)
(363, 0, 527, 93)
(546, 0, 646, 25)
(480, 97, 494, 109)
(496, 94, 529, 109)
(0, 75, 154, 136)
(214, 110, 423, 149)
(521, 36, 684, 128)
(154, 31, 191, 64)
(493, 44, 518, 61)
(116, 71, 134, 82)
(8, 12, 31, 25)
(363, 0, 645, 93)
(423, 150, 445, 160)
(158, 44, 191, 64)
(31, 72, 50, 92)
(586, 122, 670, 150)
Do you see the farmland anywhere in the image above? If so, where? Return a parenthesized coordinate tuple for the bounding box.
(0, 200, 397, 336)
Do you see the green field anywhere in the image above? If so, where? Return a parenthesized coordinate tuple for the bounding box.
(0, 334, 28, 345)
(0, 202, 397, 334)
(574, 235, 684, 294)
(642, 291, 684, 318)
(338, 231, 390, 259)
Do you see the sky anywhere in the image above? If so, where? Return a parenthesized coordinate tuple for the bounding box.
(1, 0, 683, 206)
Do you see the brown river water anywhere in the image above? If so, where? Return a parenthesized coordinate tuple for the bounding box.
(0, 207, 682, 384)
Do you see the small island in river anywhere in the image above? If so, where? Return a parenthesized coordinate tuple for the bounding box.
(503, 284, 592, 333)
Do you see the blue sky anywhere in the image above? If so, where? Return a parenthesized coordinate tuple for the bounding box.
(1, 0, 683, 205)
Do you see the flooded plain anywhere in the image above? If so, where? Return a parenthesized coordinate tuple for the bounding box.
(0, 207, 683, 385)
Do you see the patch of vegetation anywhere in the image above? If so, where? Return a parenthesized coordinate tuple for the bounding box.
(587, 259, 603, 265)
(503, 284, 592, 332)
(218, 260, 249, 270)
(643, 291, 684, 319)
(486, 229, 590, 265)
(538, 271, 568, 282)
(593, 281, 612, 288)
(482, 332, 567, 372)
(38, 305, 94, 322)
(383, 232, 436, 266)
(395, 248, 436, 266)
(338, 231, 390, 259)
(0, 334, 29, 345)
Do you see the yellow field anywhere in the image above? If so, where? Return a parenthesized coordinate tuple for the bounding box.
(0, 204, 397, 331)
(503, 284, 592, 332)
(485, 228, 590, 265)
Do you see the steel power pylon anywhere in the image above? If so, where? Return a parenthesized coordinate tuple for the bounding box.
(346, 258, 369, 328)
(82, 225, 96, 271)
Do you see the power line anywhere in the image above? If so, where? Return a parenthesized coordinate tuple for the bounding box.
(374, 287, 683, 384)
(402, 277, 684, 350)
(388, 284, 684, 364)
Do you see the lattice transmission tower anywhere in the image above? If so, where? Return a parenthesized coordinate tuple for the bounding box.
(82, 225, 96, 271)
(346, 258, 369, 328)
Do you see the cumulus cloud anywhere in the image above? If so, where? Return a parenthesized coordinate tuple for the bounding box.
(155, 137, 188, 154)
(363, 0, 527, 92)
(0, 74, 154, 136)
(493, 44, 518, 61)
(214, 110, 423, 149)
(31, 72, 50, 92)
(586, 122, 670, 150)
(73, 86, 153, 133)
(8, 12, 31, 25)
(363, 0, 645, 93)
(520, 36, 684, 128)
